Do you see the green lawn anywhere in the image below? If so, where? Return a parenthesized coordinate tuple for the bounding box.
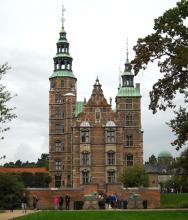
(15, 211, 188, 220)
(160, 193, 188, 208)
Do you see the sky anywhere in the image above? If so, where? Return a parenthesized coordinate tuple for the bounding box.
(0, 0, 183, 164)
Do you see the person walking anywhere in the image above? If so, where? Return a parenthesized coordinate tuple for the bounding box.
(65, 194, 70, 210)
(59, 195, 64, 210)
(21, 193, 27, 213)
(53, 196, 59, 210)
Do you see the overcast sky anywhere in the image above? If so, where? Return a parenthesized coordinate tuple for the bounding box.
(0, 0, 183, 164)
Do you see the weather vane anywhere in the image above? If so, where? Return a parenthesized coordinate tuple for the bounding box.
(61, 4, 66, 27)
(126, 37, 129, 62)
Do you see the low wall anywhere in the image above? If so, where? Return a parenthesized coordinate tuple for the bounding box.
(26, 186, 160, 209)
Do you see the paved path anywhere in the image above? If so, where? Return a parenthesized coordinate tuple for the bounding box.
(0, 210, 36, 220)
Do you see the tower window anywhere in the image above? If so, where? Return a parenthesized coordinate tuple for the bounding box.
(125, 154, 134, 166)
(107, 171, 116, 183)
(55, 106, 62, 118)
(81, 170, 90, 184)
(81, 151, 90, 166)
(126, 113, 133, 126)
(81, 129, 90, 143)
(50, 80, 56, 89)
(125, 99, 132, 110)
(107, 151, 115, 165)
(55, 141, 63, 152)
(126, 135, 133, 146)
(55, 175, 61, 188)
(55, 160, 62, 171)
(55, 92, 62, 104)
(106, 129, 115, 143)
(55, 123, 63, 134)
(61, 79, 64, 88)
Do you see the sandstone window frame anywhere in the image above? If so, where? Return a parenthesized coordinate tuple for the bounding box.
(81, 151, 90, 166)
(126, 113, 133, 126)
(125, 154, 134, 166)
(126, 134, 133, 147)
(55, 140, 63, 152)
(55, 122, 64, 134)
(55, 160, 62, 171)
(80, 128, 90, 143)
(55, 106, 62, 118)
(107, 170, 116, 183)
(106, 128, 116, 143)
(55, 175, 61, 188)
(107, 151, 116, 165)
(55, 92, 62, 104)
(81, 169, 90, 184)
(125, 98, 133, 110)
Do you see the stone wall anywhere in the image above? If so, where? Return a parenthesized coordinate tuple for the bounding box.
(26, 186, 160, 209)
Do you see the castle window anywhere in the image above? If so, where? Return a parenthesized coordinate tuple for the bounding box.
(125, 98, 132, 110)
(125, 154, 133, 166)
(61, 79, 64, 88)
(107, 151, 115, 165)
(107, 170, 116, 183)
(81, 129, 90, 143)
(126, 113, 133, 126)
(106, 129, 115, 143)
(55, 92, 62, 104)
(95, 109, 101, 121)
(81, 170, 90, 184)
(55, 160, 62, 171)
(55, 175, 61, 188)
(126, 135, 133, 146)
(50, 80, 56, 89)
(55, 123, 63, 134)
(81, 151, 90, 166)
(55, 106, 62, 118)
(55, 141, 62, 152)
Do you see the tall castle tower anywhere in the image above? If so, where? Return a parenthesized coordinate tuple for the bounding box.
(49, 7, 77, 187)
(116, 47, 143, 166)
(49, 7, 143, 190)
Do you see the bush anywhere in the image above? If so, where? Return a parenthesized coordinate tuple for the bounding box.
(74, 201, 84, 210)
(0, 173, 24, 209)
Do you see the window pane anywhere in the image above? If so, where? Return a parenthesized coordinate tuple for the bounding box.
(107, 171, 115, 183)
(126, 135, 133, 146)
(107, 152, 115, 165)
(82, 170, 89, 184)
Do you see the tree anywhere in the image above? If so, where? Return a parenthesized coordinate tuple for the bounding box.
(0, 63, 17, 139)
(0, 173, 24, 209)
(120, 166, 149, 187)
(131, 0, 188, 150)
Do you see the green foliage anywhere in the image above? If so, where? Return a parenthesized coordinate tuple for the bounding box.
(120, 166, 149, 187)
(160, 193, 188, 208)
(3, 154, 49, 168)
(0, 173, 24, 209)
(0, 63, 17, 139)
(131, 0, 188, 149)
(12, 210, 188, 220)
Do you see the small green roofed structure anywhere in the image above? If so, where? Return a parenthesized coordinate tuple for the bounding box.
(158, 151, 173, 158)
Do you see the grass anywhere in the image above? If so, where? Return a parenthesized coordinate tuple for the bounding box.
(15, 210, 188, 220)
(160, 193, 188, 208)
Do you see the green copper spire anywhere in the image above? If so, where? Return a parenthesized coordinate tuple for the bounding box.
(121, 40, 134, 87)
(50, 4, 76, 79)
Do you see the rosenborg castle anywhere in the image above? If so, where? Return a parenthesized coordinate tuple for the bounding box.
(49, 14, 143, 191)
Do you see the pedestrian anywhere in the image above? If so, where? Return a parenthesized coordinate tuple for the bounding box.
(110, 193, 117, 209)
(21, 193, 27, 213)
(59, 195, 64, 210)
(8, 194, 15, 212)
(65, 194, 70, 210)
(33, 195, 37, 210)
(35, 195, 39, 210)
(53, 196, 59, 210)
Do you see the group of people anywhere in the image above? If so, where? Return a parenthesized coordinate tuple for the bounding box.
(53, 194, 71, 210)
(98, 193, 119, 209)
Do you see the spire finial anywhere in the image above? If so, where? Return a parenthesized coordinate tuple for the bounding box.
(61, 4, 66, 27)
(126, 37, 129, 62)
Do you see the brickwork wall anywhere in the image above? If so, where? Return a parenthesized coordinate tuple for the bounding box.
(26, 186, 160, 209)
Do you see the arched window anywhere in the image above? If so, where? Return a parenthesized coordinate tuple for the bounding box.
(81, 170, 90, 184)
(106, 121, 116, 143)
(81, 151, 90, 166)
(107, 151, 115, 165)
